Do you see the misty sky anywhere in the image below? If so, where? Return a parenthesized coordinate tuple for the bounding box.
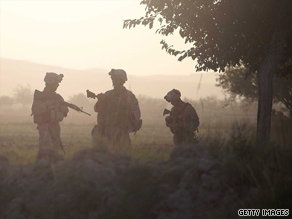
(0, 0, 205, 76)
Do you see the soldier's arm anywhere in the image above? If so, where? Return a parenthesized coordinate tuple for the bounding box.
(94, 93, 107, 112)
(166, 108, 180, 133)
(57, 95, 69, 116)
(94, 101, 101, 112)
(60, 105, 69, 115)
(129, 92, 141, 119)
(165, 116, 173, 127)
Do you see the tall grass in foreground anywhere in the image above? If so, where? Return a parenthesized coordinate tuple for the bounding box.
(0, 120, 291, 217)
(204, 121, 292, 211)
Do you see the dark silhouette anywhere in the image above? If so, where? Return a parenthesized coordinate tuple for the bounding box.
(164, 89, 199, 146)
(124, 0, 292, 144)
(88, 69, 141, 152)
(31, 73, 69, 154)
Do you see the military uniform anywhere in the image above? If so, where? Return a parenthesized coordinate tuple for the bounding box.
(92, 69, 141, 151)
(164, 89, 200, 146)
(31, 73, 69, 151)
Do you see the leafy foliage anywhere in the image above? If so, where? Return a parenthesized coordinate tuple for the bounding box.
(13, 84, 33, 107)
(124, 0, 292, 142)
(205, 122, 292, 209)
(124, 0, 292, 73)
(217, 65, 292, 117)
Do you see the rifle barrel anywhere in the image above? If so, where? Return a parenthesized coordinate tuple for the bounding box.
(81, 110, 91, 116)
(66, 102, 91, 116)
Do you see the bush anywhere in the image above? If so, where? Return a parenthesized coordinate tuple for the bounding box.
(204, 122, 292, 210)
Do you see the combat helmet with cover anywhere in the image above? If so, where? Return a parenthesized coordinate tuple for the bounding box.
(108, 69, 127, 82)
(164, 89, 181, 102)
(44, 72, 64, 84)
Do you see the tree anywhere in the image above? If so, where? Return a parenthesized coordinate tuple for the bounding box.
(123, 0, 292, 143)
(217, 65, 292, 117)
(13, 84, 33, 107)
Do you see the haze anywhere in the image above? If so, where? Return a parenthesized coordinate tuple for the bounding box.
(0, 0, 222, 99)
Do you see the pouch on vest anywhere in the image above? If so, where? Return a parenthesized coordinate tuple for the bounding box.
(49, 110, 64, 122)
(33, 114, 43, 124)
(129, 118, 143, 133)
(49, 103, 64, 122)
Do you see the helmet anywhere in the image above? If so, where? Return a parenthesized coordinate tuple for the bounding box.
(44, 72, 64, 84)
(164, 89, 181, 102)
(108, 69, 127, 81)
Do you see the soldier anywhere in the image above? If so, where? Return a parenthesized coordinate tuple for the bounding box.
(31, 72, 69, 154)
(92, 69, 141, 152)
(164, 89, 200, 146)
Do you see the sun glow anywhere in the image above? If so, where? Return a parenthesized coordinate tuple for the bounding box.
(0, 0, 199, 76)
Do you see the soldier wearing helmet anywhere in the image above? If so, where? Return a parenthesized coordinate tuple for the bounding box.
(92, 69, 141, 152)
(31, 72, 69, 155)
(164, 89, 200, 146)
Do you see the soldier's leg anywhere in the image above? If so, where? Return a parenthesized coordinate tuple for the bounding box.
(48, 123, 62, 151)
(37, 124, 53, 148)
(109, 131, 130, 153)
(119, 132, 131, 152)
(185, 133, 196, 145)
(173, 134, 184, 146)
(91, 124, 109, 152)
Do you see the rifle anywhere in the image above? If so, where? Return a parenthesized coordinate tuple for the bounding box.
(86, 89, 130, 109)
(163, 108, 182, 134)
(163, 106, 199, 135)
(86, 89, 142, 133)
(64, 102, 91, 116)
(34, 90, 91, 116)
(163, 109, 171, 116)
(86, 89, 102, 99)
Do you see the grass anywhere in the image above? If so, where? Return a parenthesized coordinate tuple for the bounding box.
(0, 118, 291, 217)
(203, 120, 292, 213)
(0, 121, 174, 165)
(1, 100, 291, 217)
(0, 117, 244, 166)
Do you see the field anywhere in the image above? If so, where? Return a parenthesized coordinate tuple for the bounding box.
(0, 96, 258, 165)
(0, 122, 175, 165)
(1, 97, 292, 218)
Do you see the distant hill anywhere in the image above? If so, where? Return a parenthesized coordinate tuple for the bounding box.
(0, 58, 224, 100)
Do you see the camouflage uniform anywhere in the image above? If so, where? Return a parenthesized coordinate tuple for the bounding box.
(31, 73, 69, 151)
(164, 89, 200, 146)
(92, 69, 141, 151)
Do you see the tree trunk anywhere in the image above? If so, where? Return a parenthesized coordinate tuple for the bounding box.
(257, 46, 281, 144)
(257, 2, 289, 144)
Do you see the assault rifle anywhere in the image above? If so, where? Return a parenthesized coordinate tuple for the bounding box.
(86, 89, 142, 133)
(86, 89, 102, 99)
(86, 89, 129, 108)
(163, 108, 182, 134)
(86, 89, 128, 110)
(163, 107, 199, 138)
(34, 90, 91, 116)
(163, 109, 171, 116)
(65, 102, 91, 116)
